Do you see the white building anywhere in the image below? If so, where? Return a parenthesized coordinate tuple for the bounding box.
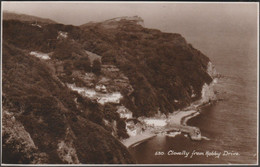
(95, 84, 107, 93)
(116, 106, 133, 119)
(97, 92, 122, 105)
(29, 51, 50, 60)
(143, 118, 167, 127)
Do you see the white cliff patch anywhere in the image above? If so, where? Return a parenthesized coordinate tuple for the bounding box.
(207, 61, 218, 78)
(190, 86, 196, 98)
(196, 62, 218, 104)
(57, 140, 79, 164)
(30, 51, 50, 60)
(191, 93, 196, 98)
(200, 61, 218, 103)
(200, 83, 216, 103)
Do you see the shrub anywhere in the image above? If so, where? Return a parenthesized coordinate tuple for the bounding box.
(92, 59, 101, 74)
(73, 56, 91, 72)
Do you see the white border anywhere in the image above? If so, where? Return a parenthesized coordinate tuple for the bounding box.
(1, 1, 259, 166)
(257, 1, 259, 166)
(1, 0, 3, 165)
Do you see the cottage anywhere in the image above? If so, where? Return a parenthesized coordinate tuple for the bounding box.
(116, 106, 133, 119)
(30, 51, 50, 60)
(55, 62, 64, 74)
(95, 84, 107, 93)
(126, 119, 144, 136)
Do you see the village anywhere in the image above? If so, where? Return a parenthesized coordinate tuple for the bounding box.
(28, 43, 203, 148)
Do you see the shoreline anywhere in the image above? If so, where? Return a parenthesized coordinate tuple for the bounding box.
(127, 134, 157, 148)
(122, 77, 218, 148)
(121, 131, 157, 148)
(121, 100, 217, 148)
(121, 108, 203, 148)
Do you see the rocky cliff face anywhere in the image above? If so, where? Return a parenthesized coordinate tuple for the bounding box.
(2, 14, 213, 164)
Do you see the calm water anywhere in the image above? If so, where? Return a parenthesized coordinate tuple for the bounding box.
(129, 33, 258, 164)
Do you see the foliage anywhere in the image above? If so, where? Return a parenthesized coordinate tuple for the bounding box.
(73, 56, 91, 72)
(2, 41, 134, 164)
(92, 59, 101, 74)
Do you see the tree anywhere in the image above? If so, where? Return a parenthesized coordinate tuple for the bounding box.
(73, 56, 91, 72)
(101, 50, 117, 64)
(63, 60, 73, 76)
(88, 110, 104, 126)
(117, 119, 129, 139)
(92, 59, 101, 74)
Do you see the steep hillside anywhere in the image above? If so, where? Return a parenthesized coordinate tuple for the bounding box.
(2, 15, 214, 164)
(3, 11, 57, 24)
(2, 42, 134, 164)
(79, 17, 213, 116)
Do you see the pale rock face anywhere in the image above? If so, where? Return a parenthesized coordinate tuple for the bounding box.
(190, 86, 196, 98)
(191, 93, 196, 98)
(3, 110, 37, 150)
(103, 119, 109, 126)
(57, 140, 79, 164)
(200, 61, 218, 103)
(3, 109, 49, 163)
(30, 51, 50, 60)
(200, 82, 216, 103)
(207, 61, 217, 78)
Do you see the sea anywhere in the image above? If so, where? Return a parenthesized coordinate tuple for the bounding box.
(129, 25, 258, 164)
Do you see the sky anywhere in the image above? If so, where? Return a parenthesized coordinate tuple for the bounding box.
(2, 2, 258, 63)
(2, 2, 258, 30)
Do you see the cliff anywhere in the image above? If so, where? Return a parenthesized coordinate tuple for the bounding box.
(2, 14, 213, 164)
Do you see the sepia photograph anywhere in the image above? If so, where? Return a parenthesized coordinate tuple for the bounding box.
(1, 1, 259, 165)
